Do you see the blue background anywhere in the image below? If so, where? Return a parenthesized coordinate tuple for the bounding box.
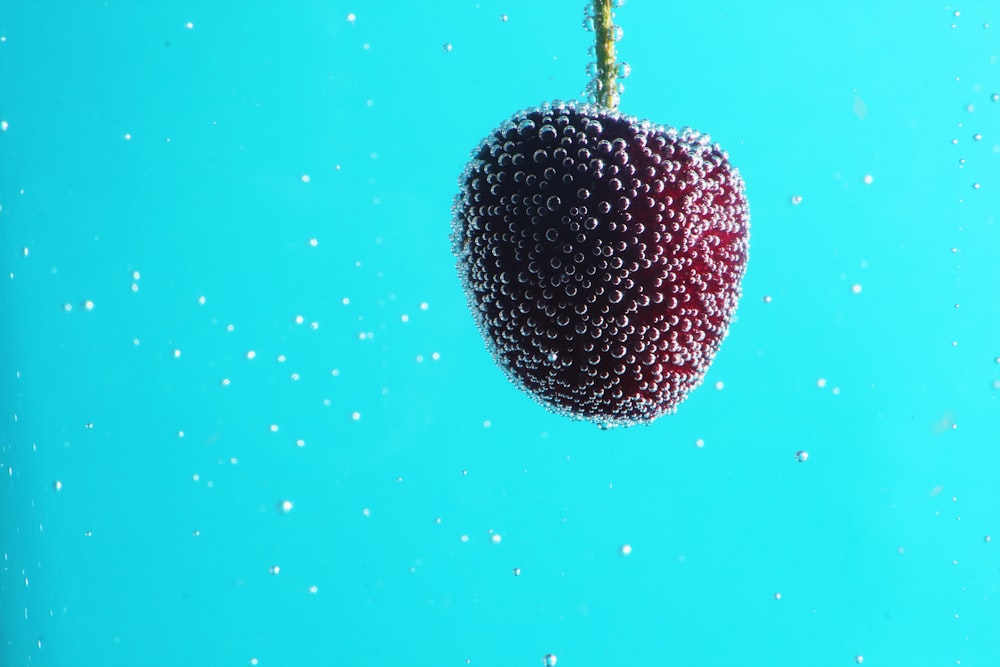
(2, 1, 998, 666)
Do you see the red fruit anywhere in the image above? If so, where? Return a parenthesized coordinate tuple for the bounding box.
(452, 101, 749, 426)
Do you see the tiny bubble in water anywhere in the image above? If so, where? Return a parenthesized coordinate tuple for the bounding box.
(543, 655, 558, 667)
(791, 195, 803, 205)
(620, 544, 632, 556)
(795, 450, 809, 462)
(269, 565, 280, 575)
(277, 500, 293, 513)
(52, 480, 62, 491)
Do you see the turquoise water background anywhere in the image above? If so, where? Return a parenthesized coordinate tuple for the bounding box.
(2, 1, 999, 665)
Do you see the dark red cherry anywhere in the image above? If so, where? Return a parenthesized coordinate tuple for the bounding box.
(452, 101, 749, 426)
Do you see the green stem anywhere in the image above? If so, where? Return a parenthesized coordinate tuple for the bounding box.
(593, 0, 618, 110)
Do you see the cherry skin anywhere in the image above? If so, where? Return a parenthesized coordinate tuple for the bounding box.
(453, 101, 749, 427)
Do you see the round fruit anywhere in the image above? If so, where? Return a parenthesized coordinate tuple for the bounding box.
(452, 100, 749, 426)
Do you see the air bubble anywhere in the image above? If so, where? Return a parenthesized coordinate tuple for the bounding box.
(539, 124, 557, 142)
(795, 450, 809, 463)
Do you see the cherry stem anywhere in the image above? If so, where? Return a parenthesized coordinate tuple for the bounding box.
(593, 0, 619, 110)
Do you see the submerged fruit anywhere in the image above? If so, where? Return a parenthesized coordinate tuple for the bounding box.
(452, 100, 749, 426)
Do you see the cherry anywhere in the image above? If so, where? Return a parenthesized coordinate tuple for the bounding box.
(452, 3, 748, 426)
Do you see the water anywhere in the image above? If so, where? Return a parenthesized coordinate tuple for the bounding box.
(2, 2, 998, 666)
